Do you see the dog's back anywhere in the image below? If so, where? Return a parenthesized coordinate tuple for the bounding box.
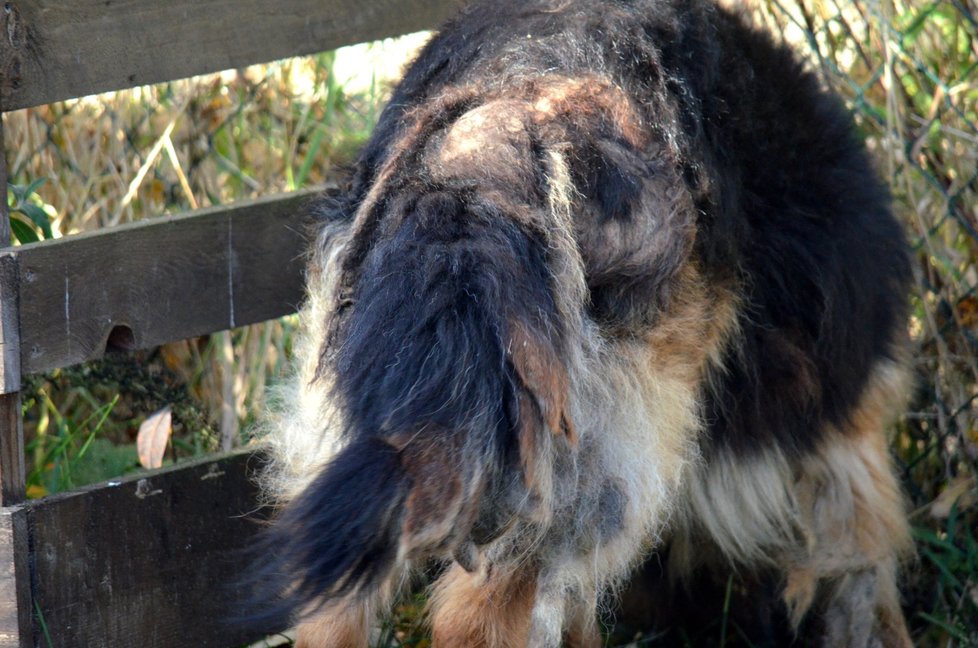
(251, 1, 913, 645)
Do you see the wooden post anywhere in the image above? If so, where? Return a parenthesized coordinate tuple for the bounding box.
(0, 117, 9, 245)
(0, 506, 31, 646)
(0, 110, 29, 647)
(0, 115, 26, 507)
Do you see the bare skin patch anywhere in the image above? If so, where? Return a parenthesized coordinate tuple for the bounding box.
(529, 76, 647, 149)
(428, 100, 537, 195)
(595, 478, 627, 541)
(439, 102, 528, 161)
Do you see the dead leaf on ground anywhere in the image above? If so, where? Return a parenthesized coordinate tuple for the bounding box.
(137, 406, 172, 469)
(957, 295, 978, 328)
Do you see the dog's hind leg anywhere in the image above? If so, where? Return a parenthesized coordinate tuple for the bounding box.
(294, 599, 372, 648)
(781, 435, 913, 648)
(679, 360, 913, 646)
(781, 363, 913, 648)
(816, 565, 910, 648)
(525, 568, 603, 648)
(429, 564, 539, 648)
(563, 588, 602, 648)
(428, 562, 598, 647)
(294, 571, 400, 648)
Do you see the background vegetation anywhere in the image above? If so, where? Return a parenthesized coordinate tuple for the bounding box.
(3, 1, 976, 646)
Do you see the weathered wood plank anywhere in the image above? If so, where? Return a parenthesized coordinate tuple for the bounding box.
(0, 117, 10, 246)
(0, 0, 460, 111)
(0, 512, 16, 647)
(21, 449, 285, 647)
(0, 256, 20, 399)
(0, 256, 25, 504)
(0, 507, 31, 647)
(0, 116, 25, 505)
(0, 397, 24, 506)
(10, 189, 318, 378)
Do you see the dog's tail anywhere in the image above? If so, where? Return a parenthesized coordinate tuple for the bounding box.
(247, 191, 577, 624)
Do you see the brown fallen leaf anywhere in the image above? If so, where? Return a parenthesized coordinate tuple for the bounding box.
(137, 406, 172, 470)
(957, 295, 978, 329)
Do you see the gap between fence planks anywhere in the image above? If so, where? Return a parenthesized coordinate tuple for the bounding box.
(1, 189, 319, 381)
(0, 0, 461, 111)
(0, 449, 284, 647)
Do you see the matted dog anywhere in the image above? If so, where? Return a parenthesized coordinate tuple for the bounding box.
(251, 0, 914, 645)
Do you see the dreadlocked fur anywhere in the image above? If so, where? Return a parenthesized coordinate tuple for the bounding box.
(249, 0, 914, 645)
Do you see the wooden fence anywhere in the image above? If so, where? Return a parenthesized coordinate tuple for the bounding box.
(0, 1, 458, 645)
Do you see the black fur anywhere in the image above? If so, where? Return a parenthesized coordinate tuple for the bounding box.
(700, 11, 910, 457)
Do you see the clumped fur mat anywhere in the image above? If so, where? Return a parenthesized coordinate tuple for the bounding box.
(249, 0, 916, 645)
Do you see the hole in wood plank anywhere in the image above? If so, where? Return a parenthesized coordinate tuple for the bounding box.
(105, 324, 136, 354)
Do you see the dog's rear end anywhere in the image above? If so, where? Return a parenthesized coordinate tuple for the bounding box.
(251, 1, 914, 646)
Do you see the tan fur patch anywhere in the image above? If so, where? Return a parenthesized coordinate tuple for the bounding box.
(429, 564, 539, 648)
(798, 360, 914, 570)
(644, 264, 740, 387)
(294, 572, 405, 648)
(632, 269, 742, 525)
(508, 319, 576, 444)
(294, 599, 370, 648)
